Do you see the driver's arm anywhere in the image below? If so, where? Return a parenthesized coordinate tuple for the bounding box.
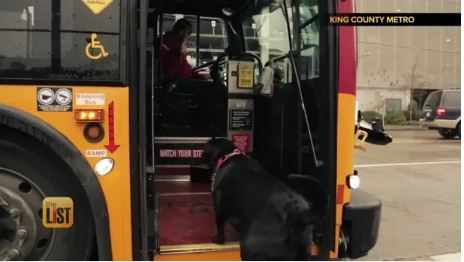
(181, 56, 209, 80)
(192, 69, 209, 80)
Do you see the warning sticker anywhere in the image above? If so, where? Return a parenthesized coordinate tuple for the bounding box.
(76, 93, 105, 106)
(37, 87, 72, 112)
(155, 143, 206, 165)
(229, 110, 253, 131)
(82, 0, 113, 15)
(238, 63, 254, 89)
(159, 149, 204, 159)
(85, 149, 107, 158)
(232, 134, 250, 153)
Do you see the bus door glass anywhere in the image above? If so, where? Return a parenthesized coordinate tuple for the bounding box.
(243, 5, 291, 73)
(299, 0, 320, 80)
(160, 14, 227, 77)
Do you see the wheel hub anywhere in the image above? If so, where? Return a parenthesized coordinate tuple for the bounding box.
(0, 168, 54, 260)
(338, 229, 349, 258)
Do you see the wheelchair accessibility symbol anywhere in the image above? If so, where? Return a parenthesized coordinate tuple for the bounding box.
(85, 33, 109, 60)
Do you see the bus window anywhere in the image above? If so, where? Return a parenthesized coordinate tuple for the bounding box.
(198, 17, 227, 65)
(161, 14, 227, 69)
(299, 0, 320, 80)
(161, 14, 197, 65)
(0, 0, 121, 81)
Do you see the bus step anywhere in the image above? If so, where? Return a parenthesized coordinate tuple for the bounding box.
(154, 177, 240, 255)
(159, 242, 240, 254)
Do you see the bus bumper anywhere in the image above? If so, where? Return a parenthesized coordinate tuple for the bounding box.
(341, 189, 382, 259)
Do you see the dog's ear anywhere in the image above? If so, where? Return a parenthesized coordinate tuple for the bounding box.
(204, 138, 236, 164)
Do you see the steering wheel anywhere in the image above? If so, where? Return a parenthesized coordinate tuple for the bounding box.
(192, 52, 228, 83)
(242, 52, 263, 74)
(192, 58, 227, 72)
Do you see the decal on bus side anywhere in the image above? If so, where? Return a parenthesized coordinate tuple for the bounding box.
(81, 0, 113, 15)
(86, 149, 107, 158)
(76, 93, 105, 106)
(85, 33, 109, 60)
(37, 87, 73, 112)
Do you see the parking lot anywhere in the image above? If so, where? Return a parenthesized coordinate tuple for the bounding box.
(355, 129, 461, 260)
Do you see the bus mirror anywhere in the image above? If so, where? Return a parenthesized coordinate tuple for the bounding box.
(222, 8, 238, 37)
(256, 65, 274, 97)
(354, 130, 368, 152)
(222, 7, 235, 17)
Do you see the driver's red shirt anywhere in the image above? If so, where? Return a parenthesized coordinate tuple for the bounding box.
(162, 34, 206, 81)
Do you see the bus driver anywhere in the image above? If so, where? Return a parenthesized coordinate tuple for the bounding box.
(161, 18, 226, 135)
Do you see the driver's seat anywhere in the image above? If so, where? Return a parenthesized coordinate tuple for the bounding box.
(154, 35, 225, 136)
(155, 81, 202, 136)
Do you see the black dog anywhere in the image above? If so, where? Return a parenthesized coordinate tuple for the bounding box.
(203, 138, 314, 260)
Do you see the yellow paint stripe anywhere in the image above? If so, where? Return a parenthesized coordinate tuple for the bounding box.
(332, 93, 356, 258)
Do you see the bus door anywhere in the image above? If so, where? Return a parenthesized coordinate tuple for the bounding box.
(148, 12, 260, 258)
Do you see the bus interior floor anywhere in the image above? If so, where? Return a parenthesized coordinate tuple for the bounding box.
(155, 179, 240, 247)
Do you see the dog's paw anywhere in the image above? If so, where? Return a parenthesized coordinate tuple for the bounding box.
(212, 234, 225, 244)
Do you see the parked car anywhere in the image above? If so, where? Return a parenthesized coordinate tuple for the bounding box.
(420, 89, 461, 139)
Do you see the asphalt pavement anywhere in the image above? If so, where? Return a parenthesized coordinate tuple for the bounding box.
(354, 129, 461, 261)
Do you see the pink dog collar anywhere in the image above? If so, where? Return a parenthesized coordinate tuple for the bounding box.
(215, 148, 244, 170)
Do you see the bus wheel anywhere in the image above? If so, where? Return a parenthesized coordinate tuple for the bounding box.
(0, 133, 94, 260)
(456, 122, 460, 139)
(438, 128, 456, 139)
(338, 229, 349, 258)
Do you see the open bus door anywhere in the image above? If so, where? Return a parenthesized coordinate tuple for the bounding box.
(147, 10, 263, 258)
(138, 0, 381, 260)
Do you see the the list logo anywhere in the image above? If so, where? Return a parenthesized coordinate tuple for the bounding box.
(42, 197, 73, 228)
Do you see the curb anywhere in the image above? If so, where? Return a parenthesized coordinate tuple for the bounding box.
(394, 252, 461, 261)
(431, 252, 461, 261)
(384, 125, 429, 131)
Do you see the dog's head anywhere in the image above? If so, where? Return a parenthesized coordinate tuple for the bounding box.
(203, 138, 236, 169)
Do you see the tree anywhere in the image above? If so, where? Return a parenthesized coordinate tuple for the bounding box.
(399, 57, 427, 121)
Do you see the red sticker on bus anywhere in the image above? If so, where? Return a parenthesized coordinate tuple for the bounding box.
(232, 134, 249, 153)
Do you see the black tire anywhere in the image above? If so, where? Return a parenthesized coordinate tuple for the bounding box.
(438, 128, 456, 139)
(0, 129, 94, 260)
(456, 122, 461, 139)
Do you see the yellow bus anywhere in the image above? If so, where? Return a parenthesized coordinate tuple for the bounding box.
(0, 0, 384, 260)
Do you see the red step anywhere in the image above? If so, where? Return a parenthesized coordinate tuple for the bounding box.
(156, 181, 240, 246)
